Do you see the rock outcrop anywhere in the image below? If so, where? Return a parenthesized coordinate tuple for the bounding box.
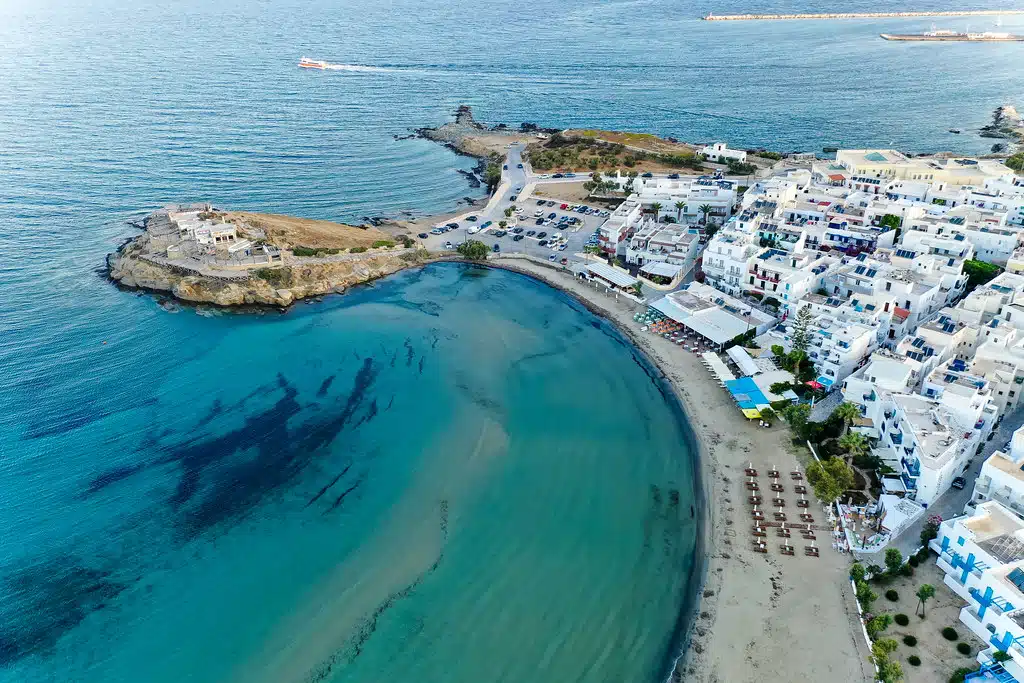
(108, 235, 425, 308)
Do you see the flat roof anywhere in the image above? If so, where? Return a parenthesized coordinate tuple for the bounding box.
(586, 262, 638, 288)
(640, 261, 683, 278)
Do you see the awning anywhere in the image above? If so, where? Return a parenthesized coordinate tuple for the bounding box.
(702, 351, 736, 383)
(586, 262, 638, 288)
(725, 376, 771, 410)
(742, 408, 762, 420)
(806, 380, 824, 389)
(640, 261, 683, 278)
(726, 346, 760, 377)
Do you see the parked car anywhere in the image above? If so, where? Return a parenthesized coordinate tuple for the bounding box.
(535, 218, 544, 225)
(560, 204, 568, 210)
(513, 234, 524, 241)
(467, 227, 479, 235)
(446, 223, 459, 229)
(536, 231, 547, 238)
(493, 243, 501, 252)
(549, 254, 557, 261)
(951, 476, 967, 490)
(418, 233, 429, 239)
(509, 195, 517, 201)
(553, 173, 564, 178)
(538, 240, 548, 246)
(503, 164, 508, 170)
(641, 172, 653, 178)
(537, 199, 546, 205)
(466, 215, 477, 222)
(444, 241, 453, 249)
(526, 230, 536, 237)
(516, 163, 523, 168)
(480, 221, 492, 229)
(565, 173, 576, 178)
(546, 201, 555, 206)
(560, 257, 568, 265)
(430, 228, 443, 235)
(493, 230, 507, 237)
(547, 212, 557, 219)
(668, 173, 680, 179)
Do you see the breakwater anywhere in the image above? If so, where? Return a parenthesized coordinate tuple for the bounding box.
(704, 10, 1024, 20)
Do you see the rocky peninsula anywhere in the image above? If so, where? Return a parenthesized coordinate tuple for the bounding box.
(108, 205, 428, 307)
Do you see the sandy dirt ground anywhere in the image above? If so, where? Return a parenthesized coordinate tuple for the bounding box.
(868, 561, 987, 682)
(487, 258, 876, 683)
(459, 131, 537, 156)
(222, 212, 390, 250)
(531, 182, 613, 204)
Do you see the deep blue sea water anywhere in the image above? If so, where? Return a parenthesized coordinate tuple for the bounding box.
(1, 0, 1023, 681)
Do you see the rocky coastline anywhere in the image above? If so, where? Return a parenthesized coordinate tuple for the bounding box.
(107, 208, 430, 308)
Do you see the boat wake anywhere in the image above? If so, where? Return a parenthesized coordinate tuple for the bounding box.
(323, 63, 399, 72)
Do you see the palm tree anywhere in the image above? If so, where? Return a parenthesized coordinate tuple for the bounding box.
(834, 401, 860, 435)
(650, 202, 663, 220)
(838, 432, 869, 459)
(675, 201, 687, 221)
(504, 207, 514, 218)
(699, 203, 714, 225)
(916, 584, 936, 617)
(498, 221, 507, 230)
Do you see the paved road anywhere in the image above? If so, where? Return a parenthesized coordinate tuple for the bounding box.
(856, 403, 1024, 563)
(419, 144, 615, 267)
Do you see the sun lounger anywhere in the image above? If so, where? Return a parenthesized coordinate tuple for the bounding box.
(802, 531, 816, 540)
(799, 513, 814, 523)
(773, 512, 787, 521)
(793, 485, 807, 494)
(790, 471, 803, 480)
(748, 496, 762, 504)
(770, 483, 784, 492)
(777, 528, 791, 538)
(752, 528, 767, 537)
(752, 543, 767, 553)
(744, 468, 758, 477)
(745, 482, 759, 491)
(772, 498, 785, 507)
(780, 545, 795, 556)
(804, 546, 819, 557)
(767, 469, 780, 478)
(797, 499, 809, 508)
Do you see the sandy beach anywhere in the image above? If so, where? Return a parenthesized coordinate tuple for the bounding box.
(486, 258, 875, 683)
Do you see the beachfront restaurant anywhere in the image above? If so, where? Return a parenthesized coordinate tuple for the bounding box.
(650, 297, 749, 350)
(577, 262, 640, 293)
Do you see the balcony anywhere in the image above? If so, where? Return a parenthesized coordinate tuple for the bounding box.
(890, 431, 904, 446)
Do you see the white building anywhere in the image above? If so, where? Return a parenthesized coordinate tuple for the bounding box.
(971, 426, 1024, 519)
(931, 501, 1024, 681)
(700, 142, 747, 164)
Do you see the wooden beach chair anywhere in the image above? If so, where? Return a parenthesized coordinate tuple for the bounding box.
(771, 482, 784, 492)
(748, 495, 762, 505)
(780, 544, 795, 556)
(794, 485, 807, 494)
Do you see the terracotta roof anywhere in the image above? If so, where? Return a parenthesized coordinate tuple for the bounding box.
(828, 173, 846, 181)
(893, 307, 910, 321)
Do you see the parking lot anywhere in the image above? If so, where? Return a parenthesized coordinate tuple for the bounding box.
(419, 197, 611, 264)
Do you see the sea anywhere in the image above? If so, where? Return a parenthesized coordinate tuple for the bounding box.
(0, 0, 1022, 681)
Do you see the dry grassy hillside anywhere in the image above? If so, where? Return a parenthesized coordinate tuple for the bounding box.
(223, 212, 391, 250)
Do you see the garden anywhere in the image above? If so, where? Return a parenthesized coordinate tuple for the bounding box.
(851, 552, 990, 682)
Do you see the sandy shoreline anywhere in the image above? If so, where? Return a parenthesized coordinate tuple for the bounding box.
(482, 258, 875, 683)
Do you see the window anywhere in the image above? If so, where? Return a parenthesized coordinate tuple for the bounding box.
(885, 282, 892, 292)
(957, 536, 965, 546)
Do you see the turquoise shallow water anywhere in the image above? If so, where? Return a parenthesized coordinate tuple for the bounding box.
(0, 264, 700, 682)
(1, 0, 1023, 679)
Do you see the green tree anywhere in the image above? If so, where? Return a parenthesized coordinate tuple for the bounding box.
(758, 407, 777, 425)
(856, 579, 878, 611)
(838, 432, 869, 459)
(675, 200, 687, 221)
(1007, 151, 1024, 174)
(456, 239, 490, 260)
(866, 613, 893, 639)
(885, 548, 904, 576)
(920, 517, 941, 546)
(806, 457, 855, 503)
(834, 401, 860, 435)
(770, 344, 786, 359)
(699, 203, 713, 225)
(650, 202, 663, 219)
(781, 402, 811, 439)
(498, 221, 507, 230)
(915, 583, 936, 617)
(790, 305, 814, 354)
(850, 562, 866, 582)
(484, 162, 502, 194)
(630, 281, 644, 297)
(504, 207, 514, 218)
(963, 258, 1002, 294)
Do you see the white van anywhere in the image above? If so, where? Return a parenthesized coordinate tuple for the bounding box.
(467, 226, 480, 235)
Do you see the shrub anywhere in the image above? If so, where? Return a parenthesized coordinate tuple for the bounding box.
(908, 655, 921, 666)
(850, 563, 867, 583)
(371, 240, 395, 249)
(915, 547, 931, 563)
(942, 626, 959, 641)
(253, 267, 288, 285)
(349, 246, 367, 254)
(899, 564, 914, 577)
(909, 557, 919, 567)
(950, 666, 979, 683)
(994, 650, 1012, 662)
(894, 614, 910, 626)
(886, 589, 899, 601)
(957, 642, 971, 655)
(903, 635, 917, 646)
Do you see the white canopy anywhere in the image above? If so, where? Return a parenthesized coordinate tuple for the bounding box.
(726, 346, 760, 377)
(702, 351, 736, 383)
(586, 262, 638, 288)
(640, 261, 683, 278)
